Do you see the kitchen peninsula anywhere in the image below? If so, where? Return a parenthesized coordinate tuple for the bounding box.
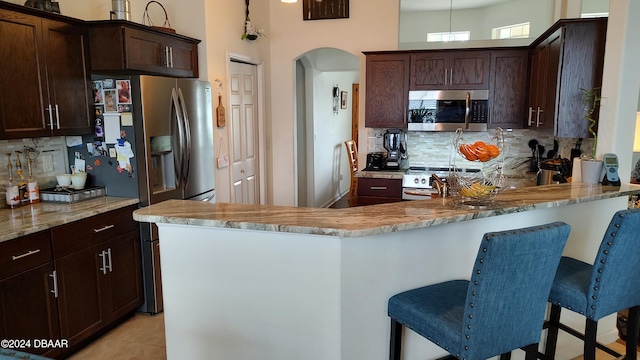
(134, 183, 640, 360)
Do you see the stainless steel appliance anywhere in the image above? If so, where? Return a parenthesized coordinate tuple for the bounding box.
(71, 76, 215, 314)
(402, 166, 480, 200)
(133, 76, 216, 314)
(383, 129, 407, 169)
(407, 90, 489, 132)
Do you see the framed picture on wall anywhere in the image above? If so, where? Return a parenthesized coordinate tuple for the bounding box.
(340, 91, 347, 109)
(303, 0, 349, 20)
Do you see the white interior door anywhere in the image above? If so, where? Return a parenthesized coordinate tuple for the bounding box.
(229, 61, 259, 204)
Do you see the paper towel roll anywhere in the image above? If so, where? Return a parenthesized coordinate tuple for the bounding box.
(572, 158, 582, 182)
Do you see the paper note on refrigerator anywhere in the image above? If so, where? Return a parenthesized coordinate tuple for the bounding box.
(104, 113, 121, 144)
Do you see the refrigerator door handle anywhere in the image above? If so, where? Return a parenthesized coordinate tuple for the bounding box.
(171, 88, 186, 189)
(177, 88, 192, 189)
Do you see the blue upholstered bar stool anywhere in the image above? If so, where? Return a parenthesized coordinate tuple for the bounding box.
(388, 222, 571, 360)
(544, 208, 640, 360)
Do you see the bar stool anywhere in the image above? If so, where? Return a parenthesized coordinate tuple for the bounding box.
(388, 222, 571, 360)
(344, 140, 358, 197)
(544, 208, 640, 360)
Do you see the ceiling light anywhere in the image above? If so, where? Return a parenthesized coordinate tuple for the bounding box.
(281, 0, 297, 3)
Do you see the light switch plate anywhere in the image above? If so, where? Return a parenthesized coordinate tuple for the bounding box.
(42, 154, 54, 173)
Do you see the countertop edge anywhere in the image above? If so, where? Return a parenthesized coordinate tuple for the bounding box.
(0, 197, 140, 243)
(133, 184, 640, 238)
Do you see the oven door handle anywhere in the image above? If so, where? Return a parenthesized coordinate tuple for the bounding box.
(464, 91, 471, 130)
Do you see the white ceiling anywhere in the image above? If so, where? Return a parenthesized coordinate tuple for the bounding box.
(401, 0, 512, 12)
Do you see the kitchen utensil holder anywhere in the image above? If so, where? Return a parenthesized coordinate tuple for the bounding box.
(143, 1, 176, 33)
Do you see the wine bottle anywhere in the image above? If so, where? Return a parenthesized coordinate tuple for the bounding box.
(5, 153, 20, 209)
(26, 151, 40, 204)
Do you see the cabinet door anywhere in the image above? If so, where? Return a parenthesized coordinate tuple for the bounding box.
(55, 245, 105, 348)
(123, 27, 198, 78)
(489, 49, 528, 129)
(0, 263, 61, 359)
(448, 51, 490, 90)
(44, 19, 92, 136)
(364, 54, 409, 128)
(541, 33, 561, 131)
(410, 53, 447, 90)
(103, 231, 143, 321)
(0, 9, 49, 139)
(527, 40, 550, 129)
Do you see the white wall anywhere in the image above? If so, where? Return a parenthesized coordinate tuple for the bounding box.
(311, 70, 358, 207)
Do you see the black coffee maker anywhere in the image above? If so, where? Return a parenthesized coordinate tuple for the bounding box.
(383, 129, 406, 170)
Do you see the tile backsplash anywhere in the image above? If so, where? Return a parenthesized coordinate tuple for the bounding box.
(0, 137, 68, 192)
(367, 128, 594, 169)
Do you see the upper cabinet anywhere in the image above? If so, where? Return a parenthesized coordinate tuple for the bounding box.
(410, 51, 489, 90)
(526, 18, 607, 137)
(488, 48, 529, 129)
(364, 53, 410, 128)
(0, 4, 92, 139)
(87, 21, 200, 78)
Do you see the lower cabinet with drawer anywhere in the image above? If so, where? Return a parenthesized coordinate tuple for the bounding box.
(357, 178, 402, 198)
(0, 204, 142, 358)
(0, 231, 61, 359)
(52, 204, 143, 352)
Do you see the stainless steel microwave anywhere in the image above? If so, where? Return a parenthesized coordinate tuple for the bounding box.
(407, 90, 489, 131)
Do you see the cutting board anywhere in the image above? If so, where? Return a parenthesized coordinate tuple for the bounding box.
(216, 95, 226, 127)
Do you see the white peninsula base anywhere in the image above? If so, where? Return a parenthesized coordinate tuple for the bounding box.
(154, 197, 626, 360)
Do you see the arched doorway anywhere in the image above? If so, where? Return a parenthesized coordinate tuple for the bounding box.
(295, 48, 360, 207)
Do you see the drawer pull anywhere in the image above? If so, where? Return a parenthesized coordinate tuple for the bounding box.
(94, 224, 115, 233)
(12, 249, 41, 261)
(50, 271, 58, 298)
(370, 186, 388, 190)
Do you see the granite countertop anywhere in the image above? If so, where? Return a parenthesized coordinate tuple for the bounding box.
(133, 183, 640, 238)
(0, 197, 139, 243)
(355, 169, 406, 179)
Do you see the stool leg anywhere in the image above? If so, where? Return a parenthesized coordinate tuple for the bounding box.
(390, 318, 403, 360)
(499, 352, 512, 360)
(584, 318, 598, 360)
(544, 304, 561, 359)
(523, 343, 539, 360)
(627, 306, 640, 360)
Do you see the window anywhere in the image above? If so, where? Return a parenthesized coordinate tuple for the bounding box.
(491, 23, 530, 39)
(427, 31, 470, 42)
(582, 12, 609, 18)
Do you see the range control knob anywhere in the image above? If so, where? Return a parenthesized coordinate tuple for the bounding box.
(421, 178, 427, 184)
(414, 178, 419, 184)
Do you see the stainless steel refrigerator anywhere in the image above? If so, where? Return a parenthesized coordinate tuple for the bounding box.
(131, 76, 216, 314)
(78, 75, 215, 313)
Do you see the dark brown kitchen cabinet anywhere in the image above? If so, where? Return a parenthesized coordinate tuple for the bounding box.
(410, 51, 490, 90)
(0, 231, 61, 359)
(0, 5, 92, 139)
(527, 18, 607, 137)
(88, 21, 200, 78)
(488, 48, 529, 129)
(357, 178, 402, 198)
(52, 205, 142, 352)
(364, 53, 410, 128)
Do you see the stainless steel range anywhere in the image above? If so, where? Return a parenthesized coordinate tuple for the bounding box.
(402, 166, 481, 200)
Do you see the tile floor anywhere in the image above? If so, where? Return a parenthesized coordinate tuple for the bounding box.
(67, 313, 166, 360)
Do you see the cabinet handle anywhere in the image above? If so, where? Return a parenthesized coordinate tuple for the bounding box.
(370, 186, 388, 190)
(169, 47, 174, 68)
(94, 224, 115, 233)
(444, 69, 448, 85)
(46, 104, 54, 129)
(12, 249, 41, 260)
(99, 250, 107, 275)
(55, 104, 60, 129)
(50, 270, 58, 298)
(449, 68, 453, 85)
(105, 248, 113, 273)
(528, 107, 534, 126)
(536, 107, 543, 127)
